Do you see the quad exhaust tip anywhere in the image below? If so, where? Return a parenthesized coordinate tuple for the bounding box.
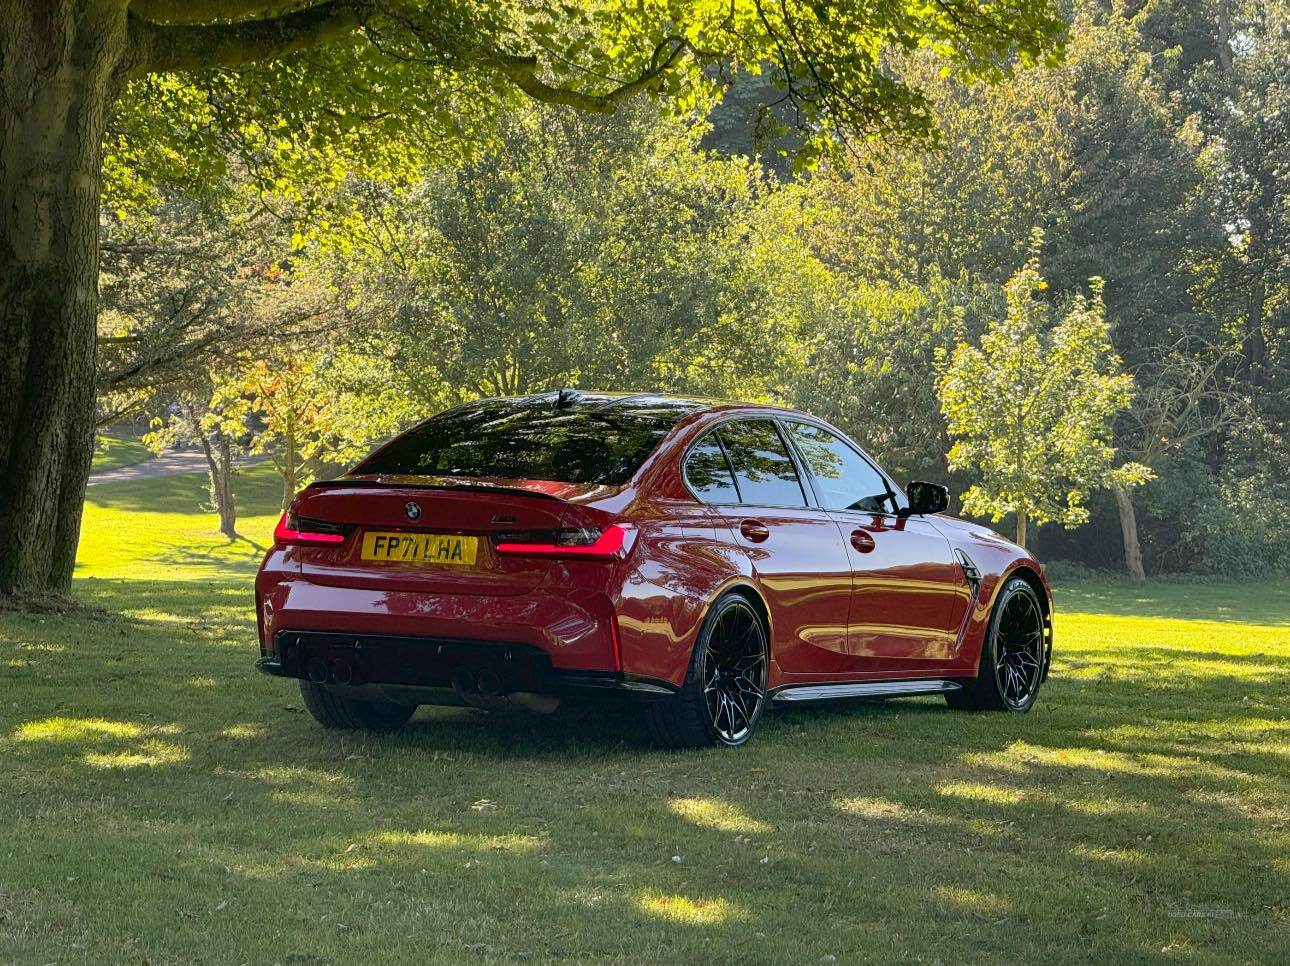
(331, 659, 354, 686)
(307, 658, 329, 684)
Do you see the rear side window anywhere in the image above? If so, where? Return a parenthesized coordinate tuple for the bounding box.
(684, 433, 740, 504)
(717, 420, 807, 507)
(358, 399, 687, 486)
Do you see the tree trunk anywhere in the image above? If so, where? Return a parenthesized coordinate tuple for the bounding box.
(1242, 276, 1268, 389)
(280, 431, 298, 511)
(1014, 508, 1027, 548)
(0, 1, 129, 596)
(199, 431, 237, 538)
(215, 435, 237, 537)
(1112, 484, 1146, 583)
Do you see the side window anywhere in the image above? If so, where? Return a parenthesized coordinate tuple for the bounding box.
(717, 420, 808, 507)
(684, 433, 740, 504)
(786, 421, 893, 513)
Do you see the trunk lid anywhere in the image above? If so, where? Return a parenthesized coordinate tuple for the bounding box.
(291, 475, 612, 596)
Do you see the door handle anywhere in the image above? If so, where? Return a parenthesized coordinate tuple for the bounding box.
(739, 519, 770, 543)
(850, 529, 876, 553)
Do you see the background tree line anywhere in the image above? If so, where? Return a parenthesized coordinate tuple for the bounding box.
(99, 0, 1287, 582)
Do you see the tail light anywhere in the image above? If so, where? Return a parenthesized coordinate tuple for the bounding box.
(493, 524, 634, 560)
(273, 512, 348, 547)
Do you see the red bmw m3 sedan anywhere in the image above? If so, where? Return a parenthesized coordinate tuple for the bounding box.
(255, 390, 1052, 747)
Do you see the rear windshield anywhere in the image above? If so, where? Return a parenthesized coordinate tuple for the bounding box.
(356, 397, 695, 485)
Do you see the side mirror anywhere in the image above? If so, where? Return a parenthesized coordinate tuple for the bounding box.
(901, 481, 949, 517)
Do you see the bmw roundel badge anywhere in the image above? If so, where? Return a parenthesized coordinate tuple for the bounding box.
(404, 501, 421, 521)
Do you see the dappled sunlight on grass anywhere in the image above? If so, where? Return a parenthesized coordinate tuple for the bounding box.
(10, 716, 191, 772)
(1070, 843, 1148, 866)
(931, 885, 1012, 917)
(231, 829, 548, 881)
(13, 716, 148, 742)
(667, 796, 772, 834)
(966, 739, 1263, 785)
(936, 781, 1026, 805)
(84, 738, 190, 769)
(219, 723, 265, 740)
(832, 794, 917, 821)
(635, 891, 742, 925)
(377, 829, 546, 852)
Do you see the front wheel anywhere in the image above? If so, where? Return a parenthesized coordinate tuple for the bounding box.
(298, 680, 417, 730)
(947, 577, 1047, 712)
(646, 593, 768, 748)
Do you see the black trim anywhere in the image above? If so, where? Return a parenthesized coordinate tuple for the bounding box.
(955, 549, 982, 594)
(769, 416, 820, 509)
(257, 632, 679, 702)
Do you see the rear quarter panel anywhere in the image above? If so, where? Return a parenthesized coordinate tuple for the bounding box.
(614, 496, 756, 686)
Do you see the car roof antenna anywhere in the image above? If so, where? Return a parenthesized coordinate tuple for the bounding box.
(556, 388, 582, 409)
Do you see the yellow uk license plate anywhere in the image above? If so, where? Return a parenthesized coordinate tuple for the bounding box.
(360, 532, 478, 566)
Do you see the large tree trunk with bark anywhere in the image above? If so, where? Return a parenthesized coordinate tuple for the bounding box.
(1112, 484, 1146, 583)
(0, 1, 129, 596)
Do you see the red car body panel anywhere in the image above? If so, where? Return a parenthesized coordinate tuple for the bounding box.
(255, 398, 1052, 697)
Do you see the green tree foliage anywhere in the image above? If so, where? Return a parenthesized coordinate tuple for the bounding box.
(211, 344, 415, 509)
(337, 101, 820, 405)
(793, 270, 1001, 485)
(96, 189, 327, 425)
(797, 0, 1289, 576)
(938, 251, 1151, 547)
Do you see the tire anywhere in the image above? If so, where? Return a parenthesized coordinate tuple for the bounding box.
(646, 593, 769, 749)
(298, 680, 417, 730)
(946, 576, 1047, 713)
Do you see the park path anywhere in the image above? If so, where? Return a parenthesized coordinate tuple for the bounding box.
(87, 450, 265, 486)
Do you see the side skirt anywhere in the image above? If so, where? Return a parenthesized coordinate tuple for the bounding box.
(770, 679, 963, 704)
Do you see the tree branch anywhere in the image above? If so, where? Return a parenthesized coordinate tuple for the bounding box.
(129, 2, 331, 26)
(130, 0, 370, 76)
(483, 36, 692, 114)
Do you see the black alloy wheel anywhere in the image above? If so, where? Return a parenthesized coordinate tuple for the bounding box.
(700, 597, 768, 744)
(946, 577, 1047, 713)
(991, 585, 1046, 710)
(646, 593, 768, 748)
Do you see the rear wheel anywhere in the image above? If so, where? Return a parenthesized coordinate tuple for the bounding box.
(946, 577, 1046, 712)
(298, 680, 417, 730)
(646, 593, 768, 748)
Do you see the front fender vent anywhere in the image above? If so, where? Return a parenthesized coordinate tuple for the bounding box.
(955, 549, 982, 595)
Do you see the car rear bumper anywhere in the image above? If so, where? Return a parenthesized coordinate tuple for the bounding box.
(256, 570, 622, 671)
(257, 630, 676, 703)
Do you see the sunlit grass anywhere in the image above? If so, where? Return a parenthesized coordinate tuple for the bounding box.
(636, 891, 741, 925)
(0, 470, 1285, 963)
(90, 434, 151, 473)
(668, 796, 772, 834)
(83, 738, 190, 770)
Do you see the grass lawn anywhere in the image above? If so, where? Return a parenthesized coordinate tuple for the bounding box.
(2, 467, 1287, 964)
(90, 435, 153, 474)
